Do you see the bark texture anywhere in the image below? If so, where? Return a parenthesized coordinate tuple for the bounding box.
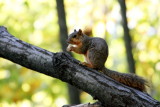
(0, 26, 160, 107)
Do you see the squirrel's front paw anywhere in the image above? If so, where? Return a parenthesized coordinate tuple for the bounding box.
(66, 44, 77, 52)
(66, 44, 72, 51)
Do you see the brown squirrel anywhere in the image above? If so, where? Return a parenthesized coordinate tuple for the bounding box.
(66, 29, 147, 92)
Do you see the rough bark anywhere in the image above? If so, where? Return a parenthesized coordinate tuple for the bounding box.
(0, 26, 160, 107)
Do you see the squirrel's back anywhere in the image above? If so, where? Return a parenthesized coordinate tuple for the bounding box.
(90, 37, 108, 51)
(89, 37, 108, 55)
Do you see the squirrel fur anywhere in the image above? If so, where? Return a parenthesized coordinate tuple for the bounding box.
(66, 29, 147, 92)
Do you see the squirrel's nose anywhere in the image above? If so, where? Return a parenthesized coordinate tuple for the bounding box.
(66, 38, 72, 43)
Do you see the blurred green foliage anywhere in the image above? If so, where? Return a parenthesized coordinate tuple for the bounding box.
(0, 0, 160, 106)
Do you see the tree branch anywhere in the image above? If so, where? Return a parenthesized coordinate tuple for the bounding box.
(0, 26, 159, 106)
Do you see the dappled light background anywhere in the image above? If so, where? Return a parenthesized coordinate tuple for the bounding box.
(0, 0, 160, 106)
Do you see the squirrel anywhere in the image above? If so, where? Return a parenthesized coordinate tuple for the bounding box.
(66, 29, 147, 92)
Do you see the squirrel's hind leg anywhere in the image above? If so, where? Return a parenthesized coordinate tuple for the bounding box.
(82, 50, 95, 68)
(81, 62, 94, 68)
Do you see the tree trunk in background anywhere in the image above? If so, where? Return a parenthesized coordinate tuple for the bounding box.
(118, 0, 135, 73)
(55, 0, 81, 104)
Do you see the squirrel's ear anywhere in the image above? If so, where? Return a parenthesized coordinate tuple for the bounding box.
(78, 29, 83, 35)
(74, 29, 76, 32)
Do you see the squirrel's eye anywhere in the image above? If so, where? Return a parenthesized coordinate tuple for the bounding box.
(73, 35, 77, 38)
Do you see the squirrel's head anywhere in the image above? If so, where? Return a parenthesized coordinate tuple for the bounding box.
(67, 29, 84, 45)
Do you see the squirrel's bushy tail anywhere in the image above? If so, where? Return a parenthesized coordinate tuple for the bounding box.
(102, 68, 148, 92)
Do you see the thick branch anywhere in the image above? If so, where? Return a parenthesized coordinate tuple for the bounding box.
(0, 26, 159, 107)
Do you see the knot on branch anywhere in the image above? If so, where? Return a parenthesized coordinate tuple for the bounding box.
(53, 52, 80, 67)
